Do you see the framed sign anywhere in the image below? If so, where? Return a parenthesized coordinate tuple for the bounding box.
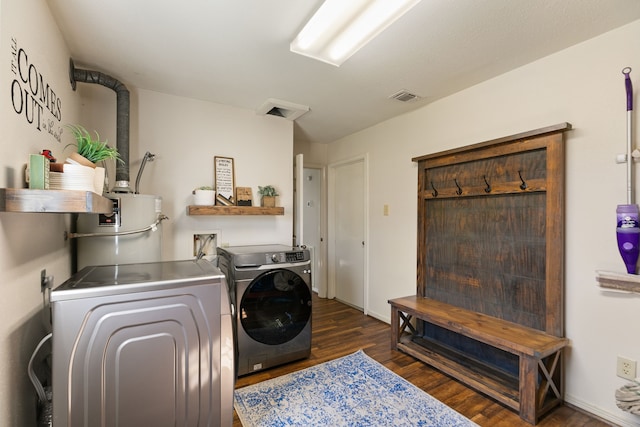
(214, 156, 235, 205)
(235, 187, 253, 206)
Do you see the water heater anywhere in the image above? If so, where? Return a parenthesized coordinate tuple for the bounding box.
(75, 193, 164, 269)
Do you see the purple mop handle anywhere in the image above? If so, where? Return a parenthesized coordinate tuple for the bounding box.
(624, 67, 633, 111)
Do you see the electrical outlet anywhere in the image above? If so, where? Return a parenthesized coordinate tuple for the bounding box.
(617, 356, 637, 380)
(193, 233, 218, 258)
(40, 269, 53, 291)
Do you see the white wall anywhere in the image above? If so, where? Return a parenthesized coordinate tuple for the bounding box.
(77, 85, 295, 259)
(138, 89, 294, 256)
(294, 138, 328, 165)
(327, 19, 640, 426)
(0, 1, 82, 425)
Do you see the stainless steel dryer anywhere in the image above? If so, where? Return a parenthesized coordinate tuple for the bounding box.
(217, 245, 312, 376)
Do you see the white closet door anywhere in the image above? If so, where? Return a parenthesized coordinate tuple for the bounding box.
(333, 158, 364, 310)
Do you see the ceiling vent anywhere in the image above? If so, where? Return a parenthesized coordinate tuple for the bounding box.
(389, 90, 420, 102)
(257, 98, 310, 121)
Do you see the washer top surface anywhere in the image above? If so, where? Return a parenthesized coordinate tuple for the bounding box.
(51, 259, 224, 301)
(217, 244, 309, 267)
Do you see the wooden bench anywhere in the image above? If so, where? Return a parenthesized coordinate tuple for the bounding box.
(389, 295, 569, 425)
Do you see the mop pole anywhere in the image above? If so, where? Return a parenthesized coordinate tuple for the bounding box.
(625, 67, 634, 204)
(617, 67, 640, 274)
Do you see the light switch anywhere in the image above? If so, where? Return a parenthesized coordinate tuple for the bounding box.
(383, 204, 389, 216)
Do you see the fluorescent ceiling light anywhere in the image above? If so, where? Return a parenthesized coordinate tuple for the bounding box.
(291, 0, 421, 67)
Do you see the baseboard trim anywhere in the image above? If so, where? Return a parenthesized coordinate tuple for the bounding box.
(565, 393, 634, 427)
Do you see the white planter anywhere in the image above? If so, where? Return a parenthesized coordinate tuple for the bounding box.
(193, 189, 215, 205)
(93, 167, 105, 194)
(66, 152, 96, 168)
(54, 163, 95, 192)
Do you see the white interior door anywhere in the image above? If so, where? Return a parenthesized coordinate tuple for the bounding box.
(330, 157, 366, 310)
(303, 167, 322, 294)
(293, 153, 304, 246)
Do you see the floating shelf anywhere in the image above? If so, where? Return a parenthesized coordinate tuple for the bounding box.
(0, 188, 112, 213)
(187, 205, 284, 216)
(596, 270, 640, 293)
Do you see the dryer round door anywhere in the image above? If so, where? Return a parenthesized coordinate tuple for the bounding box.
(240, 268, 311, 345)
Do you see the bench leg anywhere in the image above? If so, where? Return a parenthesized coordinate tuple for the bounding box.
(519, 350, 564, 425)
(519, 355, 538, 424)
(538, 351, 562, 402)
(390, 305, 416, 350)
(390, 306, 400, 350)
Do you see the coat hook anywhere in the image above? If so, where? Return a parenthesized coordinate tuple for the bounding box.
(454, 179, 463, 195)
(518, 170, 527, 190)
(430, 181, 438, 197)
(483, 175, 492, 193)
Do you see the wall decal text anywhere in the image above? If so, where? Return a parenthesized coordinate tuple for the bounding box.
(9, 37, 63, 142)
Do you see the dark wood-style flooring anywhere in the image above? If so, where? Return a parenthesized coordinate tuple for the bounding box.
(233, 294, 612, 426)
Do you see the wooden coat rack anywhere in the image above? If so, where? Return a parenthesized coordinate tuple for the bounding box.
(390, 123, 572, 424)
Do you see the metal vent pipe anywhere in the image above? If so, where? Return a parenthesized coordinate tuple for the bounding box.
(69, 58, 131, 192)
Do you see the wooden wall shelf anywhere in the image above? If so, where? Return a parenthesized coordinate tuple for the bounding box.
(187, 205, 284, 216)
(596, 270, 640, 293)
(0, 188, 112, 213)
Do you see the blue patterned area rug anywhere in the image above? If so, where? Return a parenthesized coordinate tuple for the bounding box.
(234, 350, 477, 426)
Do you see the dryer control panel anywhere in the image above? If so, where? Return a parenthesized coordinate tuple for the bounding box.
(270, 251, 306, 263)
(285, 251, 305, 262)
(217, 244, 310, 268)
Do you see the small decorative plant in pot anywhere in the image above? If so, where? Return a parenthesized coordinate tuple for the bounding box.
(64, 125, 123, 194)
(193, 186, 215, 205)
(258, 185, 279, 207)
(65, 124, 122, 167)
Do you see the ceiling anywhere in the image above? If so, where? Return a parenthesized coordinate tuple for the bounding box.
(46, 0, 640, 144)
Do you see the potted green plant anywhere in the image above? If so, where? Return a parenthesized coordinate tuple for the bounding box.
(258, 185, 279, 207)
(65, 124, 122, 167)
(64, 125, 123, 194)
(193, 186, 215, 205)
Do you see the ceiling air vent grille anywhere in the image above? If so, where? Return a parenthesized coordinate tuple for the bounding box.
(266, 107, 286, 118)
(389, 90, 420, 102)
(257, 98, 310, 121)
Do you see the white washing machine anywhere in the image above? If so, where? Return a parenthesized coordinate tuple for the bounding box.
(217, 245, 312, 376)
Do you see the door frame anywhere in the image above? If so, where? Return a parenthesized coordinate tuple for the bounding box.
(327, 154, 369, 314)
(301, 162, 328, 298)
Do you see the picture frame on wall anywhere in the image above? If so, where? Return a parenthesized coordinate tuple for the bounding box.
(214, 156, 235, 206)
